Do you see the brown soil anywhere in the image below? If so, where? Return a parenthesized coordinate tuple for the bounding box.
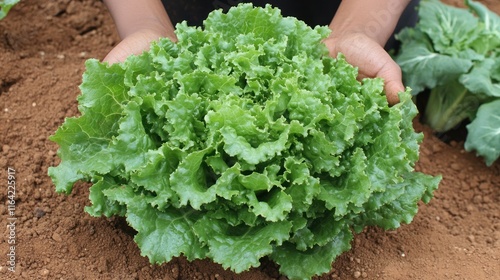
(0, 1, 499, 279)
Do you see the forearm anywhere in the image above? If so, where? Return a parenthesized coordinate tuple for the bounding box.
(103, 0, 176, 40)
(329, 0, 412, 46)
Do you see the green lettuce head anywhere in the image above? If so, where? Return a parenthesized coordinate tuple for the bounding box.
(49, 4, 440, 279)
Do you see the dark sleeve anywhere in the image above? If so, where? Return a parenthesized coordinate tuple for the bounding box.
(161, 0, 420, 51)
(161, 0, 340, 27)
(386, 0, 421, 50)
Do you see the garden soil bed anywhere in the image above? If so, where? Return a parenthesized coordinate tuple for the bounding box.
(1, 0, 499, 279)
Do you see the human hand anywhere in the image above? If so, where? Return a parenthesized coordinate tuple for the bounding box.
(323, 32, 404, 106)
(103, 0, 176, 64)
(325, 0, 412, 105)
(103, 29, 176, 64)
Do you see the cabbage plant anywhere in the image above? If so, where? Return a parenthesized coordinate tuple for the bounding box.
(395, 0, 500, 166)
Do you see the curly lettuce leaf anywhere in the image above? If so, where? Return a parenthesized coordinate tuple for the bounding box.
(48, 61, 129, 193)
(271, 226, 353, 280)
(193, 217, 292, 273)
(104, 186, 208, 262)
(84, 176, 126, 218)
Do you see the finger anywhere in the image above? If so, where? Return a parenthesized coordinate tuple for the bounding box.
(376, 60, 404, 106)
(103, 43, 132, 64)
(384, 79, 404, 105)
(103, 32, 163, 64)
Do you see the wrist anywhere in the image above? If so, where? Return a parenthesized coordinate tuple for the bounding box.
(104, 0, 176, 41)
(123, 19, 177, 42)
(328, 0, 411, 46)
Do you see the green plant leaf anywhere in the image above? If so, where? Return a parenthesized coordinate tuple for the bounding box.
(193, 216, 292, 273)
(418, 0, 483, 55)
(395, 0, 500, 166)
(105, 186, 208, 262)
(0, 0, 19, 20)
(460, 58, 500, 98)
(48, 60, 128, 193)
(466, 0, 500, 54)
(465, 100, 500, 166)
(395, 29, 473, 94)
(84, 176, 126, 217)
(271, 226, 353, 280)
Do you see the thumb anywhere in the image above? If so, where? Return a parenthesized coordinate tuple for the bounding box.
(384, 79, 404, 106)
(103, 31, 167, 64)
(103, 42, 134, 64)
(377, 60, 405, 106)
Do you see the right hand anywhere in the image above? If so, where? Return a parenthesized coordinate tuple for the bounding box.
(102, 0, 176, 64)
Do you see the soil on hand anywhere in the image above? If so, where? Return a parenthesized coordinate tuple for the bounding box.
(1, 1, 499, 279)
